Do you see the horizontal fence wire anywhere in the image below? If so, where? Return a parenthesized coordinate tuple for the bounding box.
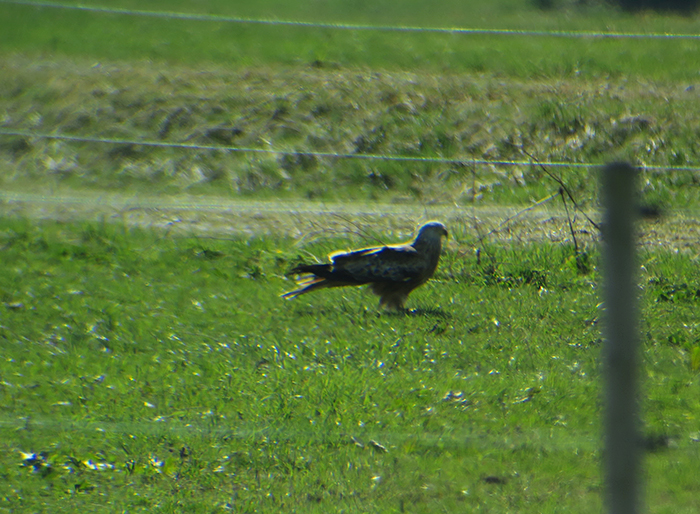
(1, 129, 699, 173)
(2, 2, 700, 174)
(2, 0, 700, 40)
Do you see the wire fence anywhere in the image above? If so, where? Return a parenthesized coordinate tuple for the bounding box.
(3, 0, 700, 39)
(1, 3, 698, 512)
(3, 128, 700, 173)
(0, 0, 692, 247)
(0, 128, 593, 169)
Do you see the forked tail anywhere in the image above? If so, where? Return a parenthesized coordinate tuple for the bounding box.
(281, 263, 333, 299)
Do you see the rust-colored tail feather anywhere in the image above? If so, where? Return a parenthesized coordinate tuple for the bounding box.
(288, 263, 332, 277)
(282, 261, 367, 300)
(281, 276, 331, 299)
(282, 263, 332, 300)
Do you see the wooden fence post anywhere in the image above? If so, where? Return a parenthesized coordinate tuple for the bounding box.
(602, 162, 641, 514)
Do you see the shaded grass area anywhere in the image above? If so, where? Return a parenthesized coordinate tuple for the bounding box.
(2, 218, 700, 512)
(2, 56, 700, 209)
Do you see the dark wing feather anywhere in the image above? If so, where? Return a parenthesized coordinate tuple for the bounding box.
(331, 245, 426, 283)
(289, 262, 366, 285)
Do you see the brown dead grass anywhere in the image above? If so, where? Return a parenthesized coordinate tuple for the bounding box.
(1, 54, 699, 207)
(2, 190, 699, 257)
(1, 54, 699, 254)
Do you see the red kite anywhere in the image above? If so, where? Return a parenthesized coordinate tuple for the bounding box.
(282, 222, 448, 309)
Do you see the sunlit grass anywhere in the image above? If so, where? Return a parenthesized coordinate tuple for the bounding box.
(2, 0, 700, 79)
(2, 1, 699, 209)
(1, 1, 699, 511)
(1, 219, 700, 511)
(1, 56, 700, 210)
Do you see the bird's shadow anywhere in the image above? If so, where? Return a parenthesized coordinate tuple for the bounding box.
(288, 304, 451, 320)
(386, 307, 452, 319)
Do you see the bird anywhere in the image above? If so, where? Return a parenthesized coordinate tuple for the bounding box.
(282, 221, 448, 310)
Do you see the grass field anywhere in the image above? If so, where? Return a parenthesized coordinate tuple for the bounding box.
(1, 218, 700, 512)
(2, 1, 700, 209)
(3, 0, 700, 511)
(2, 0, 700, 79)
(3, 55, 700, 212)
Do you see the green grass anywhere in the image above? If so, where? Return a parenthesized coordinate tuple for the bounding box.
(2, 0, 700, 79)
(2, 218, 700, 512)
(2, 55, 700, 210)
(1, 1, 700, 512)
(2, 1, 700, 208)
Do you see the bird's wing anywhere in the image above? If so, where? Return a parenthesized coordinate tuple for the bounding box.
(330, 244, 427, 283)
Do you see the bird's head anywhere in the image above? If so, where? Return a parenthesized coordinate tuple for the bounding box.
(415, 221, 448, 243)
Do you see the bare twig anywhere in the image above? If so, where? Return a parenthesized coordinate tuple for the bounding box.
(518, 147, 601, 232)
(560, 187, 580, 255)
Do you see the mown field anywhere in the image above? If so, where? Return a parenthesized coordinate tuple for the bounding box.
(2, 1, 700, 210)
(3, 0, 700, 79)
(1, 218, 700, 513)
(4, 55, 700, 212)
(2, 0, 700, 512)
